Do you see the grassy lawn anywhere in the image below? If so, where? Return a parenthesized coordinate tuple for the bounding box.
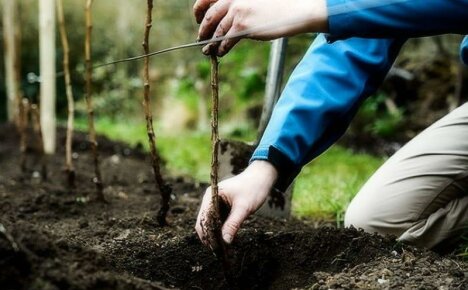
(74, 117, 384, 221)
(293, 147, 383, 221)
(459, 233, 468, 260)
(74, 118, 211, 181)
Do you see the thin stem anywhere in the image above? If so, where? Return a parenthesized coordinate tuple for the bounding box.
(19, 98, 29, 173)
(210, 54, 220, 220)
(143, 0, 171, 226)
(30, 104, 47, 181)
(57, 0, 75, 188)
(209, 53, 233, 283)
(85, 0, 104, 201)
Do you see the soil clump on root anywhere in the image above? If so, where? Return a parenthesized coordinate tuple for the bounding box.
(0, 123, 466, 289)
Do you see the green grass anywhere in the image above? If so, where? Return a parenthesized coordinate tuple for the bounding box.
(460, 248, 468, 259)
(74, 117, 211, 181)
(73, 117, 384, 219)
(293, 147, 383, 220)
(458, 232, 468, 260)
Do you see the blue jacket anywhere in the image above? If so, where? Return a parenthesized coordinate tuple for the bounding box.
(251, 0, 468, 191)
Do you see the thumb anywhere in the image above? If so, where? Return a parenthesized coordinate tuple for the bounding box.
(221, 204, 250, 244)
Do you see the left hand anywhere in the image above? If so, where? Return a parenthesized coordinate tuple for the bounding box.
(195, 160, 278, 248)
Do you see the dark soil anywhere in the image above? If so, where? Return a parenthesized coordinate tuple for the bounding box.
(0, 123, 466, 290)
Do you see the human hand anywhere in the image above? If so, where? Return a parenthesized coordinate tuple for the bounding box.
(193, 0, 327, 56)
(195, 160, 278, 248)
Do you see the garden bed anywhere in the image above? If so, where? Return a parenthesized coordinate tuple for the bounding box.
(0, 124, 466, 289)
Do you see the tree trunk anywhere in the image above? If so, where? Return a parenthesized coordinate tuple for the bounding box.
(2, 0, 20, 123)
(39, 0, 57, 154)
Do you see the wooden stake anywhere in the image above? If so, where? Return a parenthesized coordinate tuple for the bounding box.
(85, 0, 104, 201)
(39, 0, 57, 154)
(142, 0, 171, 226)
(57, 0, 75, 188)
(3, 0, 21, 124)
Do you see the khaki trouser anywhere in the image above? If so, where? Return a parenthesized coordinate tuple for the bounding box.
(345, 102, 468, 249)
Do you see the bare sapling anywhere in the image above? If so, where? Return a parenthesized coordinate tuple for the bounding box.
(19, 98, 30, 172)
(209, 54, 222, 243)
(57, 0, 75, 188)
(85, 0, 105, 201)
(142, 0, 171, 226)
(30, 104, 47, 181)
(207, 52, 233, 282)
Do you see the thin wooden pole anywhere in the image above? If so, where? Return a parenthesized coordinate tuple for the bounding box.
(85, 0, 105, 201)
(142, 0, 171, 226)
(57, 0, 75, 188)
(39, 0, 57, 154)
(2, 0, 20, 123)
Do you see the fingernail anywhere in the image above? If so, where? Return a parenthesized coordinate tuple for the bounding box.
(223, 233, 233, 244)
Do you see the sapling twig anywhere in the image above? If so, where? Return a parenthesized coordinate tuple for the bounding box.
(209, 52, 233, 283)
(57, 0, 75, 188)
(142, 0, 171, 226)
(209, 54, 221, 235)
(30, 104, 47, 181)
(19, 98, 30, 173)
(85, 0, 105, 201)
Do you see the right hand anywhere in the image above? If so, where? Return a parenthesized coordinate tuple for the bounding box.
(195, 160, 278, 248)
(192, 0, 327, 56)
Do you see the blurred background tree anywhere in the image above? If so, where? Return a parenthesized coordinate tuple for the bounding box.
(2, 0, 464, 140)
(0, 0, 279, 133)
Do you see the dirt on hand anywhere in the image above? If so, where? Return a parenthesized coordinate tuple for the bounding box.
(0, 123, 466, 290)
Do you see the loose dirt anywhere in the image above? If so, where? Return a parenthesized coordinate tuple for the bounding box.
(0, 124, 466, 290)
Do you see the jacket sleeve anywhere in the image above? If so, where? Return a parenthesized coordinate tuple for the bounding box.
(251, 34, 406, 191)
(327, 0, 468, 40)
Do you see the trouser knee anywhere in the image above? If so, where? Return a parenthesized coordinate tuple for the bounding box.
(343, 197, 405, 237)
(344, 203, 375, 233)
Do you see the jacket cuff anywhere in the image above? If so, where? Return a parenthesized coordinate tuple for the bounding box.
(250, 145, 300, 192)
(326, 0, 350, 42)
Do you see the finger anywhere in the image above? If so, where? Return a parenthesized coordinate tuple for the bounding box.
(202, 43, 218, 55)
(210, 13, 235, 56)
(193, 0, 218, 24)
(221, 203, 250, 244)
(217, 30, 241, 57)
(198, 0, 231, 40)
(195, 187, 213, 245)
